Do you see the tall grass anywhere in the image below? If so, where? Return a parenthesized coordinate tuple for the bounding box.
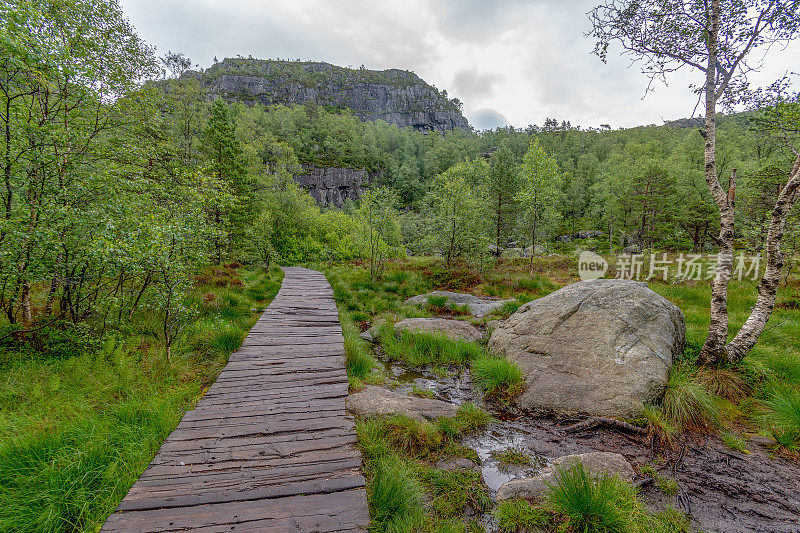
(0, 266, 283, 531)
(378, 327, 485, 367)
(761, 386, 800, 448)
(368, 457, 424, 533)
(339, 310, 376, 379)
(662, 366, 720, 431)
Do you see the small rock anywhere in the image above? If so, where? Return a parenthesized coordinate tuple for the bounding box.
(405, 291, 514, 318)
(346, 385, 457, 421)
(394, 317, 483, 342)
(749, 435, 775, 447)
(495, 451, 635, 502)
(359, 330, 375, 343)
(434, 457, 480, 472)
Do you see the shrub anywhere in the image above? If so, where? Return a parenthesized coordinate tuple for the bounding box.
(369, 457, 424, 533)
(471, 356, 524, 402)
(547, 462, 642, 533)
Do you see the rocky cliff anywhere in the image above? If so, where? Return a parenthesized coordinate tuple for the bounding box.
(293, 164, 379, 207)
(190, 58, 470, 133)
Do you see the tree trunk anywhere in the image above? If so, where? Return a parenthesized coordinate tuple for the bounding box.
(699, 1, 736, 365)
(21, 281, 32, 325)
(725, 155, 800, 362)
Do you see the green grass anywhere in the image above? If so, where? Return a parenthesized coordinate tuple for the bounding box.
(378, 327, 486, 367)
(547, 462, 643, 533)
(494, 499, 551, 532)
(761, 385, 800, 448)
(471, 356, 524, 402)
(491, 447, 533, 470)
(661, 366, 721, 431)
(640, 465, 680, 496)
(340, 310, 377, 380)
(720, 431, 750, 454)
(0, 266, 283, 532)
(420, 468, 492, 519)
(368, 456, 424, 533)
(453, 403, 493, 433)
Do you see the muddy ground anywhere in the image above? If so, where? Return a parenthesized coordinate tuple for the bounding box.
(385, 361, 800, 533)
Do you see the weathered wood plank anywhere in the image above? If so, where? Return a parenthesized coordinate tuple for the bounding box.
(101, 267, 367, 532)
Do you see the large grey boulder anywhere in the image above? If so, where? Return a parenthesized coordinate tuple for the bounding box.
(405, 291, 514, 318)
(495, 451, 635, 501)
(488, 279, 685, 418)
(394, 317, 483, 342)
(346, 386, 457, 421)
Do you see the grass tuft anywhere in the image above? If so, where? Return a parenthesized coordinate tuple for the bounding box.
(369, 457, 424, 533)
(662, 366, 720, 431)
(547, 462, 642, 533)
(471, 356, 524, 402)
(494, 499, 551, 533)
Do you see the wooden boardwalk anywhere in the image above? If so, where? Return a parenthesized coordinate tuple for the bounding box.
(102, 267, 368, 532)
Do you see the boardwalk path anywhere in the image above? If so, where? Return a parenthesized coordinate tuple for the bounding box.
(103, 267, 368, 532)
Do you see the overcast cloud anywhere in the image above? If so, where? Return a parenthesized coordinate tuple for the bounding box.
(120, 0, 799, 130)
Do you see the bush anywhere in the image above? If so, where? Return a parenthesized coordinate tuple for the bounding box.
(471, 356, 524, 402)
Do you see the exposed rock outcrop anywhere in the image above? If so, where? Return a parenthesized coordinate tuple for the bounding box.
(405, 291, 514, 318)
(192, 58, 469, 133)
(393, 318, 483, 342)
(488, 279, 685, 418)
(292, 164, 377, 207)
(495, 451, 635, 501)
(346, 385, 457, 421)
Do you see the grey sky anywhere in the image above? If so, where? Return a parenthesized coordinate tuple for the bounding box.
(120, 0, 800, 130)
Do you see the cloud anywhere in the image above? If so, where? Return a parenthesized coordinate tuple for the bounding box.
(469, 109, 509, 130)
(119, 0, 800, 130)
(452, 69, 502, 100)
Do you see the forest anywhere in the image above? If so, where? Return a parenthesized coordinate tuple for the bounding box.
(2, 0, 800, 532)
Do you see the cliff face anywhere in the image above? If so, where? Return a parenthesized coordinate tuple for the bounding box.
(193, 59, 470, 133)
(293, 164, 379, 207)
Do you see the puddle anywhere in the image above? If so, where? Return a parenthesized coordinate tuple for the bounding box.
(381, 360, 476, 405)
(466, 422, 547, 492)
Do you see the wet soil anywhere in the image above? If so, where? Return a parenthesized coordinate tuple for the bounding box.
(384, 359, 800, 533)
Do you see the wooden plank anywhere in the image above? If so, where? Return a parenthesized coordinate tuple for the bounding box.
(101, 267, 368, 532)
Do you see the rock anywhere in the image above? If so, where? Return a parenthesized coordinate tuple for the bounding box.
(405, 291, 514, 318)
(434, 457, 480, 472)
(346, 385, 457, 421)
(749, 435, 775, 447)
(622, 244, 642, 254)
(359, 330, 376, 343)
(394, 318, 483, 342)
(293, 164, 379, 207)
(495, 452, 635, 501)
(190, 58, 469, 133)
(488, 279, 685, 418)
(485, 319, 505, 334)
(577, 230, 604, 239)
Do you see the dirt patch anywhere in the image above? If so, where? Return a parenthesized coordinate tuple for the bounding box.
(496, 413, 800, 533)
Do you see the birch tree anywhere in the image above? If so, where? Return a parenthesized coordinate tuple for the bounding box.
(589, 0, 800, 365)
(517, 139, 561, 270)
